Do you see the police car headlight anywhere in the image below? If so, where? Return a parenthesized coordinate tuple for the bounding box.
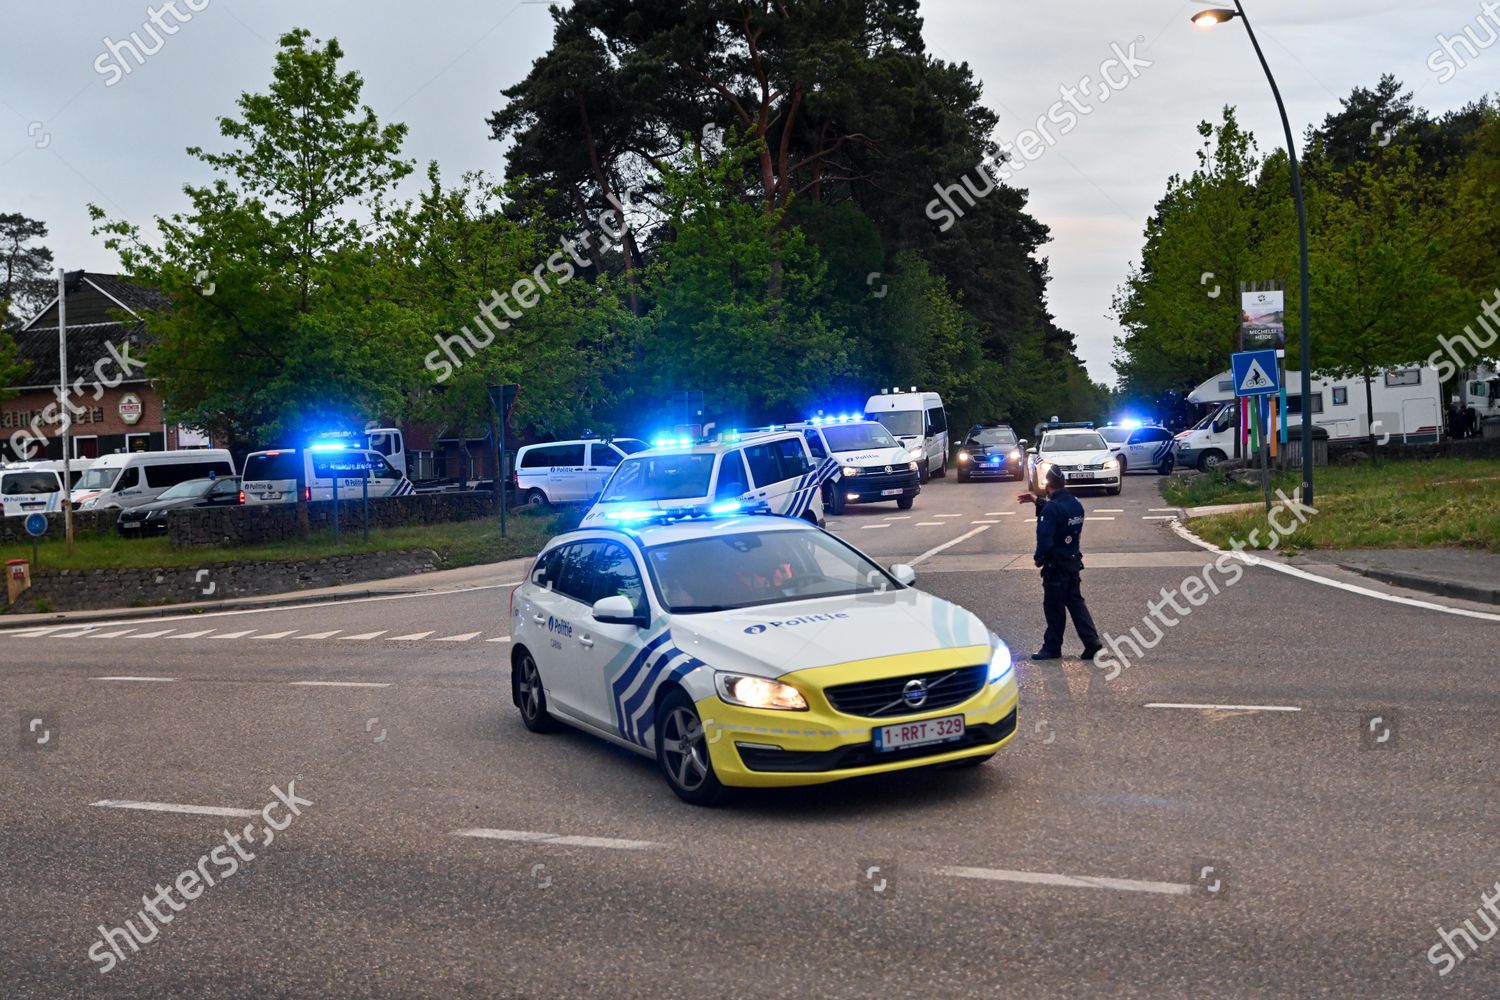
(958, 451, 971, 463)
(842, 465, 860, 477)
(714, 673, 809, 711)
(988, 638, 1015, 685)
(1036, 461, 1052, 480)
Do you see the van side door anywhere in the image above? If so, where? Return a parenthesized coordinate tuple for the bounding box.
(585, 443, 622, 499)
(546, 443, 589, 503)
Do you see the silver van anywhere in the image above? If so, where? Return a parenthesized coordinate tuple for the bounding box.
(514, 438, 648, 507)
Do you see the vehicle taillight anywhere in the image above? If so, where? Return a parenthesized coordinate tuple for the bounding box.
(238, 491, 245, 505)
(304, 486, 312, 502)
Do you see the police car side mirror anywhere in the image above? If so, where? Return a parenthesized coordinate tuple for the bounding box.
(889, 563, 917, 587)
(1017, 440, 1029, 450)
(593, 595, 645, 627)
(1025, 447, 1037, 456)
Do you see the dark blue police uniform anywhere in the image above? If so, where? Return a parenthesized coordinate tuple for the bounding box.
(1033, 487, 1100, 657)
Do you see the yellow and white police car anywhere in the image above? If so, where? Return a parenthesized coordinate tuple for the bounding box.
(509, 505, 1019, 804)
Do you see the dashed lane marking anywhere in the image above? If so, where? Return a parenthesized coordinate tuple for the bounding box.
(915, 521, 944, 527)
(971, 520, 998, 524)
(387, 631, 435, 641)
(251, 630, 298, 640)
(936, 865, 1192, 896)
(340, 631, 389, 641)
(454, 829, 660, 850)
(210, 630, 256, 640)
(861, 524, 891, 530)
(168, 630, 215, 639)
(93, 676, 176, 683)
(290, 681, 391, 688)
(92, 800, 258, 818)
(934, 513, 963, 518)
(1086, 517, 1116, 522)
(297, 630, 342, 640)
(1149, 508, 1179, 512)
(436, 632, 483, 642)
(1144, 702, 1301, 712)
(985, 511, 1016, 516)
(1143, 516, 1177, 521)
(125, 629, 175, 639)
(884, 515, 912, 520)
(86, 629, 136, 639)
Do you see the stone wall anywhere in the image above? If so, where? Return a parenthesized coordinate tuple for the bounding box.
(168, 491, 501, 549)
(1, 508, 119, 546)
(4, 549, 438, 613)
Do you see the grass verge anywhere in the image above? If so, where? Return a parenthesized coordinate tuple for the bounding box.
(1, 509, 564, 573)
(1181, 458, 1500, 552)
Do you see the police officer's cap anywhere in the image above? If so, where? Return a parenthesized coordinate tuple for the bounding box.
(1045, 467, 1065, 489)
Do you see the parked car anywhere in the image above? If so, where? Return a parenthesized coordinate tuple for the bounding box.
(117, 476, 243, 535)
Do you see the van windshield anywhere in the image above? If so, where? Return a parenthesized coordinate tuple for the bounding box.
(600, 454, 716, 502)
(76, 467, 120, 491)
(822, 423, 898, 452)
(867, 410, 923, 438)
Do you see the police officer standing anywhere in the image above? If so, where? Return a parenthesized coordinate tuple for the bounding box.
(1021, 467, 1102, 661)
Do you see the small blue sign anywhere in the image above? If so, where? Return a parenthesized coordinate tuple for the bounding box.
(24, 513, 48, 538)
(1231, 349, 1281, 398)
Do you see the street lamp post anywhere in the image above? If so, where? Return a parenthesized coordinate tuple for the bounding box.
(1193, 4, 1315, 507)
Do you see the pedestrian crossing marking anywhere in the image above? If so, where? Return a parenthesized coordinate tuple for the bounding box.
(125, 629, 175, 639)
(211, 630, 256, 639)
(252, 630, 298, 640)
(169, 630, 215, 639)
(87, 629, 136, 639)
(436, 632, 482, 642)
(297, 630, 342, 640)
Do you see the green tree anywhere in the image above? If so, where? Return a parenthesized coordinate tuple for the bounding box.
(91, 29, 418, 447)
(0, 212, 55, 330)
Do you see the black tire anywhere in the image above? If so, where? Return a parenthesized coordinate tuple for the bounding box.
(916, 459, 929, 484)
(957, 469, 971, 483)
(1157, 456, 1176, 475)
(897, 495, 915, 510)
(934, 457, 947, 478)
(1107, 484, 1122, 496)
(523, 488, 550, 509)
(513, 648, 559, 733)
(655, 688, 730, 806)
(825, 484, 847, 516)
(1116, 455, 1128, 475)
(1198, 450, 1227, 473)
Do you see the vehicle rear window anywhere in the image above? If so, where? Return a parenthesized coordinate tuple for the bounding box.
(243, 452, 304, 483)
(599, 454, 715, 502)
(2, 472, 59, 495)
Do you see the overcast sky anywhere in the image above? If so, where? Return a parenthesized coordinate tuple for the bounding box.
(1, 1, 1494, 386)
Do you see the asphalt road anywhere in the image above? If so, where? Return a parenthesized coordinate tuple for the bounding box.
(4, 470, 1500, 998)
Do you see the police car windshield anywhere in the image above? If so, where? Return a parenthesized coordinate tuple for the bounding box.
(867, 410, 923, 438)
(646, 529, 892, 613)
(969, 427, 1017, 446)
(76, 467, 121, 491)
(600, 454, 716, 502)
(821, 423, 898, 452)
(1042, 431, 1107, 452)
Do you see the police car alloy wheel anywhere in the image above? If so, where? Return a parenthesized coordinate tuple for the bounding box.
(514, 650, 560, 733)
(655, 688, 729, 805)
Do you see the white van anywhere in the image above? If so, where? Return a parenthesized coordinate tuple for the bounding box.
(1, 460, 93, 516)
(786, 418, 920, 514)
(241, 446, 413, 505)
(71, 450, 236, 511)
(864, 389, 949, 481)
(581, 431, 829, 527)
(1176, 366, 1444, 470)
(514, 438, 649, 507)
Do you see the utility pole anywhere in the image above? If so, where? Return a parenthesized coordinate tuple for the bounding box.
(58, 269, 74, 557)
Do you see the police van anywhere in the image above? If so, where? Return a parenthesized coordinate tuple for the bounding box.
(580, 431, 831, 528)
(786, 416, 920, 514)
(864, 388, 949, 482)
(241, 445, 413, 505)
(1, 460, 92, 517)
(514, 437, 649, 507)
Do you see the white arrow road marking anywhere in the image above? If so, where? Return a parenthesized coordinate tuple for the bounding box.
(1144, 702, 1301, 712)
(436, 632, 482, 642)
(454, 829, 660, 850)
(911, 526, 991, 566)
(94, 676, 177, 683)
(251, 630, 298, 640)
(936, 866, 1191, 896)
(387, 631, 435, 641)
(92, 800, 257, 818)
(290, 681, 391, 688)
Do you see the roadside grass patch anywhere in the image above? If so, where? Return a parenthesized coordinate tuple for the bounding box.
(1161, 469, 1258, 508)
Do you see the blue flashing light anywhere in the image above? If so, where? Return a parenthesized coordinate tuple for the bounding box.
(677, 436, 692, 447)
(309, 442, 347, 452)
(1116, 418, 1144, 429)
(604, 509, 658, 523)
(652, 437, 672, 448)
(709, 500, 743, 515)
(988, 638, 1015, 684)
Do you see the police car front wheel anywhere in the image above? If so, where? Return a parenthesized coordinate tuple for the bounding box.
(655, 688, 730, 806)
(514, 649, 559, 733)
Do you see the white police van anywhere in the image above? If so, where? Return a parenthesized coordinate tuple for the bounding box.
(241, 445, 413, 505)
(864, 388, 949, 482)
(514, 438, 650, 507)
(1, 460, 91, 517)
(786, 416, 921, 514)
(580, 431, 831, 528)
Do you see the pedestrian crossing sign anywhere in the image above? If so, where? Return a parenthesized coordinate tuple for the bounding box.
(1231, 350, 1280, 398)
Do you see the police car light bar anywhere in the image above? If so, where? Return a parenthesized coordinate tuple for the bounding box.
(603, 499, 773, 526)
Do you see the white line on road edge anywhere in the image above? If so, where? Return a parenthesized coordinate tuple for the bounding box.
(1144, 702, 1301, 712)
(94, 676, 177, 683)
(910, 526, 991, 567)
(1171, 520, 1500, 623)
(1142, 516, 1177, 521)
(168, 630, 215, 639)
(92, 800, 259, 818)
(985, 511, 1016, 516)
(861, 524, 891, 530)
(290, 681, 391, 688)
(454, 829, 659, 850)
(387, 631, 434, 641)
(936, 865, 1191, 896)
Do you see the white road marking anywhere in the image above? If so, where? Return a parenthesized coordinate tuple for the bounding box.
(252, 630, 298, 640)
(1086, 517, 1116, 522)
(915, 521, 944, 527)
(47, 630, 99, 639)
(1143, 515, 1177, 521)
(387, 631, 435, 641)
(1095, 508, 1124, 513)
(970, 520, 998, 525)
(486, 636, 512, 643)
(1144, 702, 1301, 713)
(86, 629, 136, 639)
(290, 681, 391, 688)
(454, 829, 660, 850)
(125, 629, 175, 639)
(861, 524, 891, 530)
(936, 865, 1191, 896)
(910, 526, 991, 566)
(297, 630, 343, 640)
(210, 630, 256, 640)
(436, 631, 482, 642)
(167, 630, 215, 639)
(1149, 508, 1180, 512)
(94, 676, 177, 683)
(1172, 520, 1500, 623)
(92, 800, 258, 818)
(884, 515, 912, 520)
(340, 631, 389, 641)
(934, 513, 963, 518)
(985, 511, 1016, 516)
(5, 627, 67, 637)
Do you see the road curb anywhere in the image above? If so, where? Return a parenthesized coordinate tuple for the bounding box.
(0, 587, 427, 628)
(1338, 566, 1500, 607)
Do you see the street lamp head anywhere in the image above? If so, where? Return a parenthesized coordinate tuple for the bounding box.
(1191, 8, 1240, 27)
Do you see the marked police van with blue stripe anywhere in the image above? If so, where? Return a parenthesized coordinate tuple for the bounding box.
(1, 461, 90, 517)
(580, 431, 834, 528)
(241, 445, 414, 505)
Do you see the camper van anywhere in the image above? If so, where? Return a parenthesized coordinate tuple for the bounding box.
(864, 389, 949, 482)
(71, 451, 236, 511)
(1175, 366, 1443, 471)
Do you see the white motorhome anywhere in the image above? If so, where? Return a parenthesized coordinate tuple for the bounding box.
(864, 389, 949, 481)
(1175, 366, 1443, 471)
(70, 450, 237, 511)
